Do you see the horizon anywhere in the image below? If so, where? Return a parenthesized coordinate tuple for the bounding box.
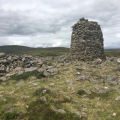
(0, 44, 119, 50)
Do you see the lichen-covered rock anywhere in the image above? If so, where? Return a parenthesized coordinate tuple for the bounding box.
(35, 87, 43, 94)
(0, 53, 5, 58)
(92, 86, 109, 94)
(70, 17, 106, 61)
(5, 106, 14, 112)
(25, 67, 37, 73)
(116, 58, 120, 64)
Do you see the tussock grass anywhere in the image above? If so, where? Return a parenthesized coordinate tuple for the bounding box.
(0, 59, 120, 119)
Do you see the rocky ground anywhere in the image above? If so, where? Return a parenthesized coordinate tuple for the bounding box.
(0, 52, 120, 120)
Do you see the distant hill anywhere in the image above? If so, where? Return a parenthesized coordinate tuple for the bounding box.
(0, 45, 69, 56)
(0, 45, 120, 57)
(0, 45, 34, 54)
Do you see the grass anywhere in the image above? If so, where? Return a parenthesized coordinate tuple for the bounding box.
(104, 49, 120, 57)
(0, 50, 120, 119)
(10, 71, 44, 80)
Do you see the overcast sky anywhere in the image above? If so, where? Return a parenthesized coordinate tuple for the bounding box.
(0, 0, 120, 48)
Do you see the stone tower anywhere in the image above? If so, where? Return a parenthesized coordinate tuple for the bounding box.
(70, 17, 106, 61)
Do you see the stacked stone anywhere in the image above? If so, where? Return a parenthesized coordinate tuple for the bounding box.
(70, 17, 106, 61)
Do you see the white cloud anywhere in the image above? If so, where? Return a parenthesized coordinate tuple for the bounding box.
(52, 41, 62, 47)
(0, 0, 120, 48)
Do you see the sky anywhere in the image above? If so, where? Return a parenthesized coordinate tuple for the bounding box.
(0, 0, 120, 49)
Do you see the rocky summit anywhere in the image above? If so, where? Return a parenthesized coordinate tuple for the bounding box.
(0, 50, 120, 119)
(70, 17, 106, 61)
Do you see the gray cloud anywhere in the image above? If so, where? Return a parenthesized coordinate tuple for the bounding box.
(0, 0, 120, 48)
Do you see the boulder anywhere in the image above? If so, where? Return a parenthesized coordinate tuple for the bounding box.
(0, 53, 5, 57)
(35, 87, 43, 94)
(0, 76, 7, 81)
(43, 70, 50, 77)
(39, 96, 47, 102)
(16, 81, 24, 86)
(66, 80, 74, 85)
(116, 58, 120, 64)
(25, 67, 37, 73)
(115, 96, 120, 101)
(83, 89, 92, 95)
(5, 106, 14, 112)
(0, 66, 6, 73)
(92, 86, 109, 94)
(54, 109, 66, 114)
(76, 75, 85, 81)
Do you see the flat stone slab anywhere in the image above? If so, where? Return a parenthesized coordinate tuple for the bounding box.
(92, 86, 109, 94)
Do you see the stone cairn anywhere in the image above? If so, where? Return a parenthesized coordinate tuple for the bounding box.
(70, 17, 106, 61)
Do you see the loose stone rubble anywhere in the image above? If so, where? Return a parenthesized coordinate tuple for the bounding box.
(70, 17, 106, 61)
(0, 53, 61, 81)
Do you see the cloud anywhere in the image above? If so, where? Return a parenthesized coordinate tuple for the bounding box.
(0, 0, 120, 48)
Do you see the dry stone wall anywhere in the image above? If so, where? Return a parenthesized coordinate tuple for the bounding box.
(70, 17, 106, 61)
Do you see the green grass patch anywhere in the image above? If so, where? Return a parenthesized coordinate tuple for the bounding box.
(1, 110, 19, 120)
(24, 99, 81, 120)
(10, 71, 44, 80)
(33, 52, 69, 57)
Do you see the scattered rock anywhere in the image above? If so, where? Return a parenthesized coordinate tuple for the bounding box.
(5, 107, 14, 112)
(116, 58, 120, 64)
(94, 58, 102, 64)
(21, 95, 29, 100)
(76, 76, 85, 81)
(76, 72, 80, 75)
(9, 90, 15, 94)
(0, 53, 5, 57)
(2, 82, 6, 85)
(43, 87, 51, 93)
(17, 71, 24, 76)
(84, 89, 92, 95)
(117, 73, 120, 76)
(29, 83, 38, 87)
(107, 75, 115, 81)
(0, 76, 7, 81)
(50, 83, 55, 86)
(71, 111, 81, 118)
(80, 104, 87, 108)
(30, 76, 37, 80)
(16, 81, 24, 86)
(92, 86, 109, 94)
(113, 113, 116, 117)
(109, 81, 118, 86)
(81, 112, 87, 118)
(39, 96, 47, 102)
(89, 78, 97, 83)
(66, 80, 74, 85)
(0, 65, 6, 73)
(115, 96, 120, 101)
(17, 112, 26, 119)
(37, 68, 44, 73)
(35, 87, 43, 94)
(25, 67, 37, 73)
(54, 109, 66, 114)
(43, 70, 50, 77)
(76, 67, 85, 71)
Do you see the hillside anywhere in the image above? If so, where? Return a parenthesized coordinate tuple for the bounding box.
(0, 45, 34, 54)
(0, 53, 120, 120)
(0, 45, 120, 57)
(0, 45, 69, 56)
